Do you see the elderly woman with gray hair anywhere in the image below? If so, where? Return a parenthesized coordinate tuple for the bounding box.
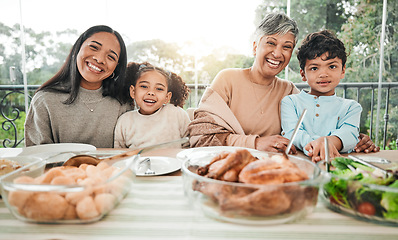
(187, 12, 379, 155)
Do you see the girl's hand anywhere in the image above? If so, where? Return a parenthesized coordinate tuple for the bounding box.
(305, 136, 341, 162)
(255, 135, 297, 154)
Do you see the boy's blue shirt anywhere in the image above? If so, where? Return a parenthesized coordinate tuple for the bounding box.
(281, 90, 362, 155)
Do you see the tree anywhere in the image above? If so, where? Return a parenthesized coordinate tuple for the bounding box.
(126, 39, 254, 85)
(126, 39, 187, 74)
(200, 53, 253, 84)
(0, 23, 77, 147)
(0, 23, 77, 86)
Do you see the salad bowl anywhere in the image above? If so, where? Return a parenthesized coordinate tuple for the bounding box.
(319, 156, 398, 225)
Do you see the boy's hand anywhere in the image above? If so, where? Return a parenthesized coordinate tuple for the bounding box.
(354, 133, 380, 153)
(305, 136, 341, 163)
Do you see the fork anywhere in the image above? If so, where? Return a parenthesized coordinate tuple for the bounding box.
(140, 158, 155, 175)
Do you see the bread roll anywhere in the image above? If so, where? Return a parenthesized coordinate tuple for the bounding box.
(76, 196, 100, 220)
(23, 193, 68, 220)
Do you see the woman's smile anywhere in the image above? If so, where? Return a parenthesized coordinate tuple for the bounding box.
(87, 62, 103, 73)
(252, 33, 295, 80)
(266, 58, 282, 68)
(77, 32, 120, 90)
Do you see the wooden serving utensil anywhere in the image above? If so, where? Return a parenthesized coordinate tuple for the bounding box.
(62, 137, 189, 167)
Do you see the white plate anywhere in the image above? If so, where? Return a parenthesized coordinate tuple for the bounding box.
(18, 143, 96, 156)
(0, 156, 45, 181)
(0, 148, 23, 157)
(17, 143, 97, 165)
(114, 156, 182, 176)
(176, 146, 259, 161)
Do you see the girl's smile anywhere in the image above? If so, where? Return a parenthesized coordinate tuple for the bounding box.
(130, 71, 172, 115)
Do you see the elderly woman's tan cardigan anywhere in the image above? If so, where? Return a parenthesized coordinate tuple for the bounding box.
(187, 87, 256, 148)
(186, 68, 299, 149)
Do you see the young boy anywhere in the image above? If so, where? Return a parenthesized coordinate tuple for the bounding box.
(281, 30, 362, 162)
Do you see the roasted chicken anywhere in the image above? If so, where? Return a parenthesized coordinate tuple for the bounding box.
(193, 149, 317, 216)
(198, 149, 257, 182)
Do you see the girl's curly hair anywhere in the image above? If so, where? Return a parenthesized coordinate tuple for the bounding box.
(126, 62, 190, 108)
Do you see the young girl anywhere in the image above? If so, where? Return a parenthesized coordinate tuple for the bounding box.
(114, 62, 191, 148)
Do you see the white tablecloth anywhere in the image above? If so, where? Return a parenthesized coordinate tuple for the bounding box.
(1, 175, 397, 240)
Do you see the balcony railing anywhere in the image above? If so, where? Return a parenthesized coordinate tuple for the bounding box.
(1, 82, 398, 149)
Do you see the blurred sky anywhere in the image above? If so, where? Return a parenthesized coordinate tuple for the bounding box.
(1, 0, 263, 56)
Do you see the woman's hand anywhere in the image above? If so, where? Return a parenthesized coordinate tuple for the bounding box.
(305, 136, 341, 163)
(255, 135, 297, 154)
(354, 133, 380, 153)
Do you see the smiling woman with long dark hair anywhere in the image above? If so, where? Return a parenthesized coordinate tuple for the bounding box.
(24, 25, 133, 148)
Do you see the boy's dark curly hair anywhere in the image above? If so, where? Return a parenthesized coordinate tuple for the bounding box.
(297, 29, 347, 71)
(126, 62, 190, 108)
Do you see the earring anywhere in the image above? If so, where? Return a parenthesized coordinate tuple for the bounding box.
(110, 72, 115, 79)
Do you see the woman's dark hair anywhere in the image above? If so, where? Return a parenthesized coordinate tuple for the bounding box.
(297, 29, 347, 71)
(37, 25, 130, 104)
(126, 62, 190, 108)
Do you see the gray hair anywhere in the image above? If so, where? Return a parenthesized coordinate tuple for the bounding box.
(253, 13, 299, 46)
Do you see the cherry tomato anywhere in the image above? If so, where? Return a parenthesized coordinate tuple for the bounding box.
(357, 202, 376, 215)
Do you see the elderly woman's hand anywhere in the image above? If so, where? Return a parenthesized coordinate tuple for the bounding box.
(255, 135, 297, 154)
(354, 133, 380, 153)
(305, 137, 341, 163)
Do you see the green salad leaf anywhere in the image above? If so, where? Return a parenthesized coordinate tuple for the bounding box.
(325, 157, 397, 220)
(324, 178, 350, 208)
(381, 180, 398, 219)
(331, 157, 352, 170)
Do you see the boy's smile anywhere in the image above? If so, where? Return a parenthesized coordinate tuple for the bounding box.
(300, 53, 345, 96)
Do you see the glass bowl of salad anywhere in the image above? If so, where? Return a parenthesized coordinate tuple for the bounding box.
(319, 156, 398, 225)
